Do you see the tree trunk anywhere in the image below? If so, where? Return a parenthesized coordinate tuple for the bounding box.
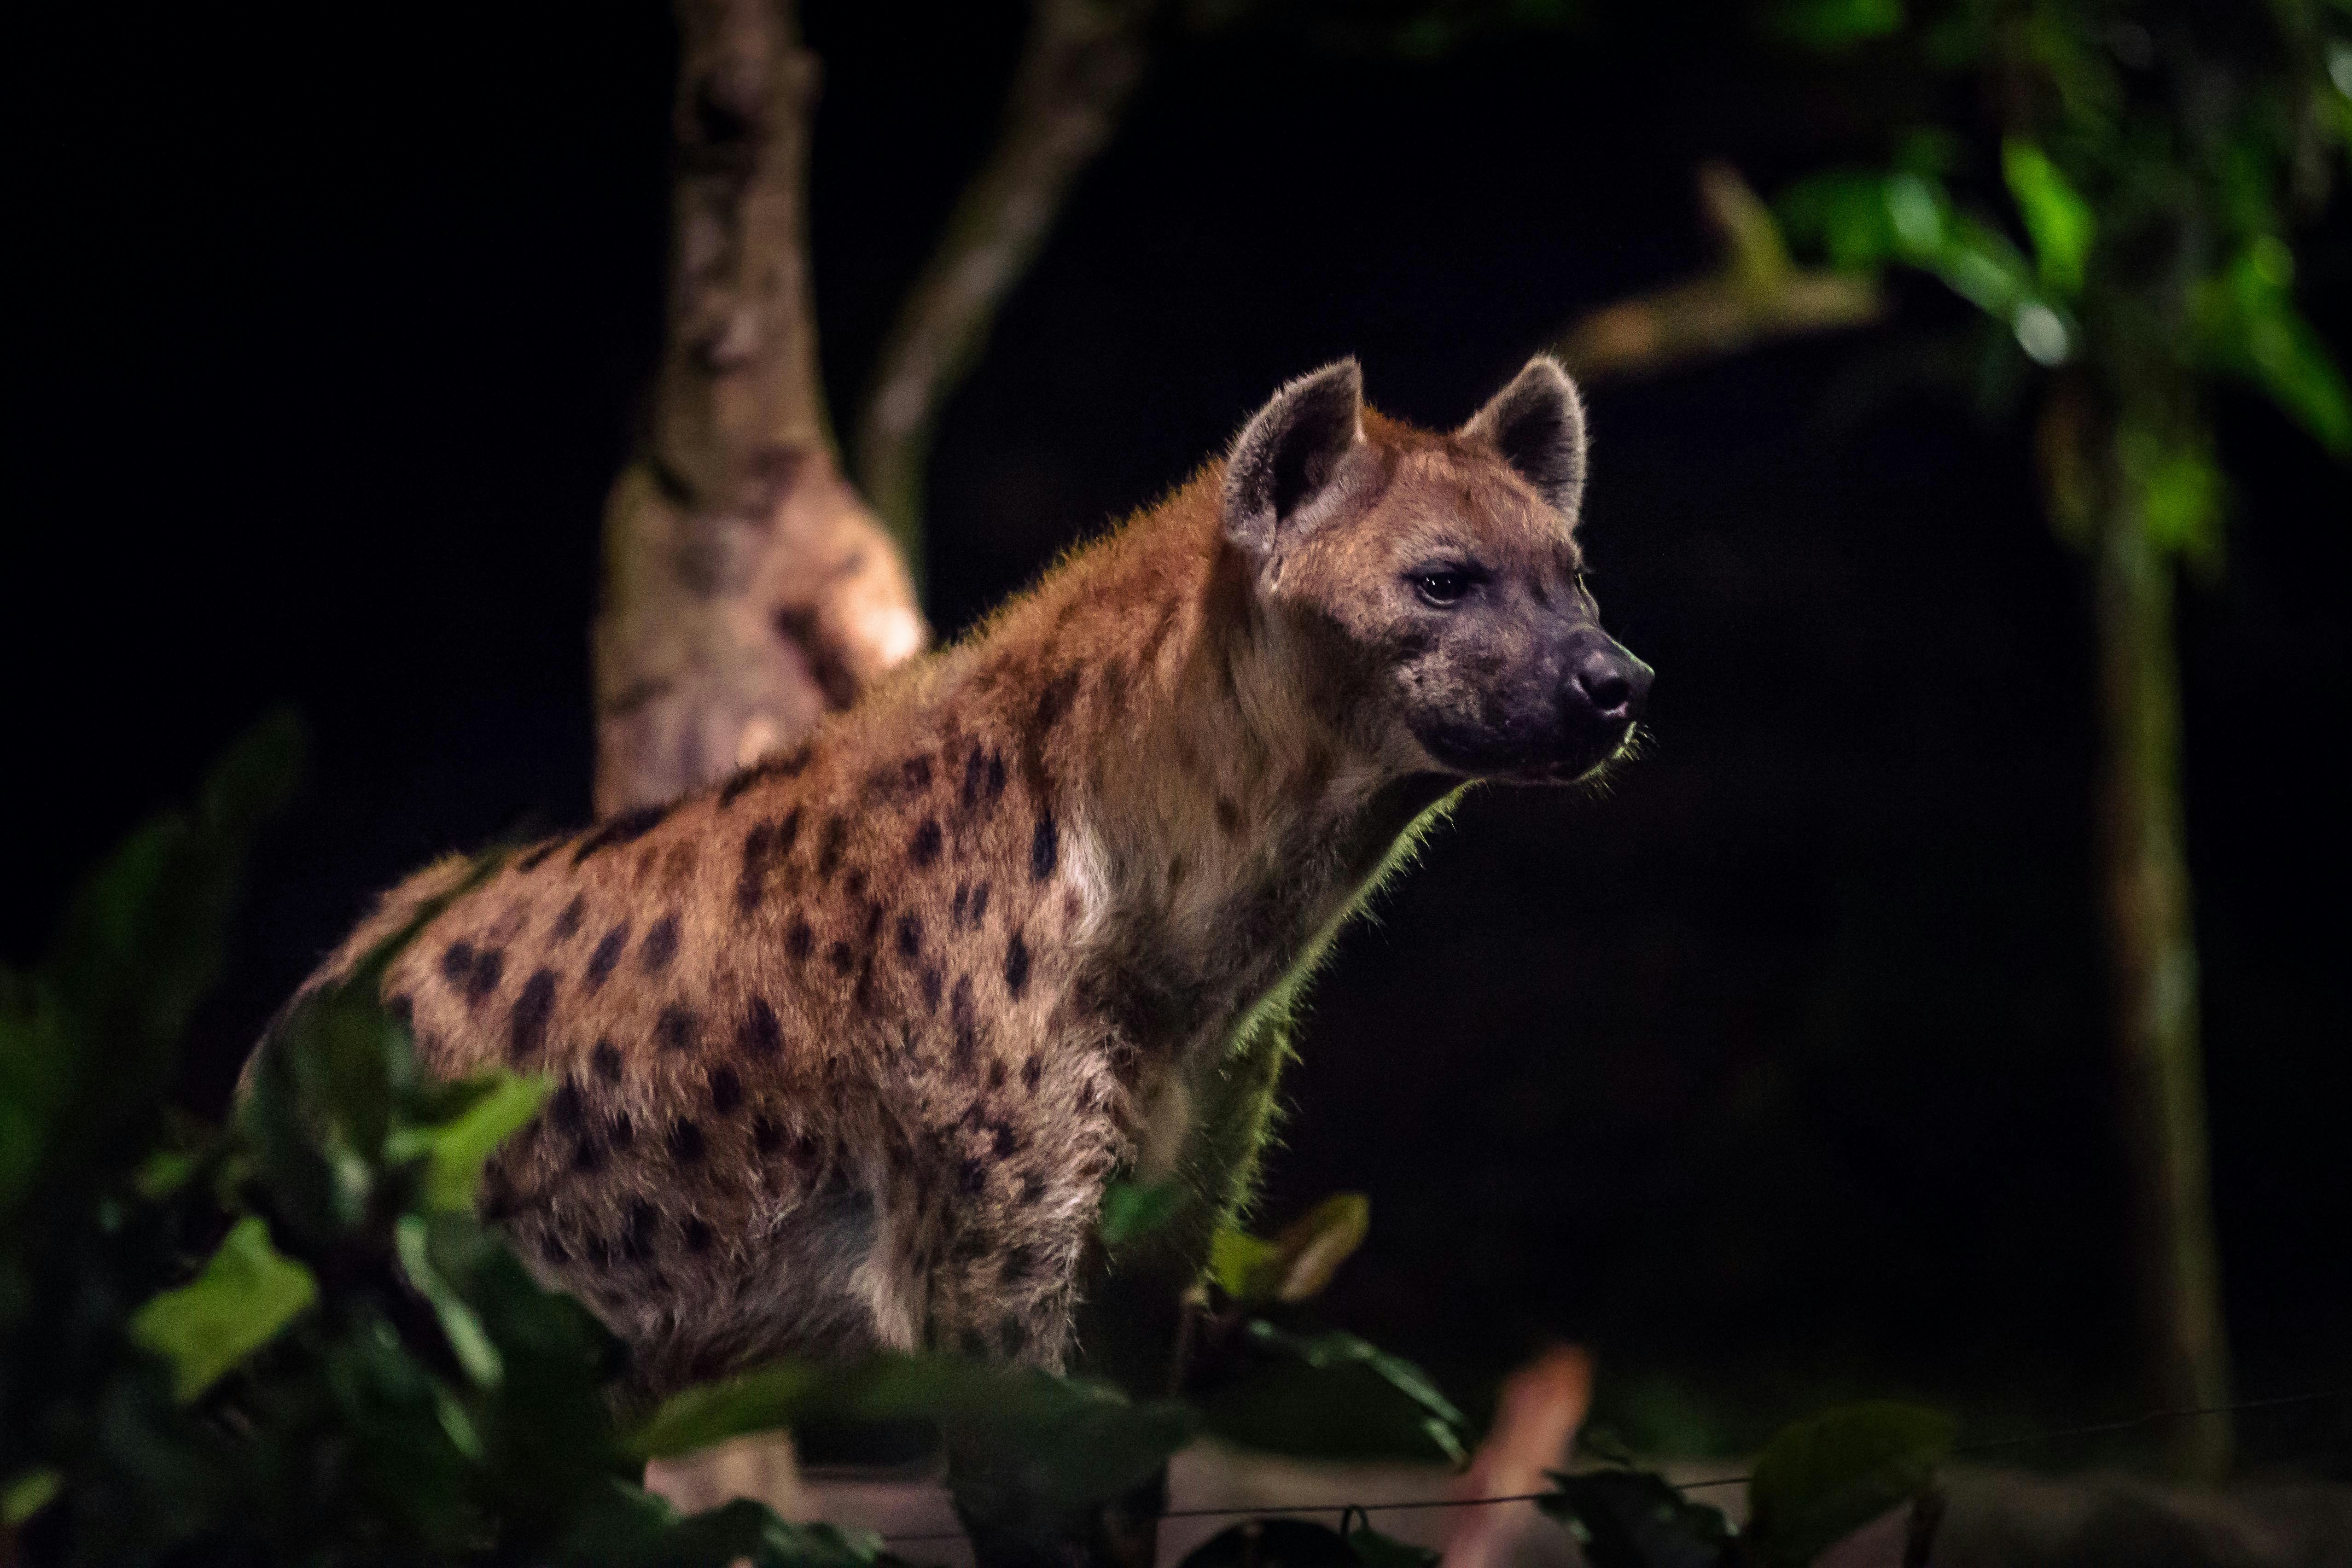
(594, 0, 926, 816)
(2090, 435, 2232, 1480)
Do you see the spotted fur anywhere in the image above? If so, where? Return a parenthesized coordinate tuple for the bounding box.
(286, 358, 1649, 1393)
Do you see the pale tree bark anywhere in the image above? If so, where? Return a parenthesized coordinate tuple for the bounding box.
(594, 0, 927, 816)
(1553, 163, 1882, 383)
(853, 0, 1156, 584)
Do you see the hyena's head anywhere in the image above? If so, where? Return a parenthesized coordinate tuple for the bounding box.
(1221, 356, 1652, 783)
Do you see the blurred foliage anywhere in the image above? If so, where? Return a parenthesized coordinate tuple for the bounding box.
(11, 721, 1954, 1563)
(1771, 0, 2351, 554)
(1541, 1400, 1952, 1568)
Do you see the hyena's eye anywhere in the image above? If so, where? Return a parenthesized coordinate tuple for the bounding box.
(1409, 566, 1479, 607)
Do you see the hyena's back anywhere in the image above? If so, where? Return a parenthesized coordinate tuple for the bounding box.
(333, 682, 1127, 1389)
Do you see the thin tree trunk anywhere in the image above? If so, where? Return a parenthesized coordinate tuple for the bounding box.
(594, 0, 926, 816)
(2090, 433, 2233, 1480)
(853, 0, 1153, 585)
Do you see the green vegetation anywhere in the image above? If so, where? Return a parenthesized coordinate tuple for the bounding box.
(2, 720, 1957, 1565)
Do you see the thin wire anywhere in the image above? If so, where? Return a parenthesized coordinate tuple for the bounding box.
(873, 1387, 2352, 1544)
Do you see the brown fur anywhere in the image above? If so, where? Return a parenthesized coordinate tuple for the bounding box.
(288, 358, 1649, 1393)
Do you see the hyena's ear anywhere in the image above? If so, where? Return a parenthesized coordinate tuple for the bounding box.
(1459, 356, 1589, 519)
(1223, 358, 1366, 555)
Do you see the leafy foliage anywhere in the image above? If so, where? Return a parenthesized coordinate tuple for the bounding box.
(1771, 0, 2350, 560)
(1539, 1401, 1950, 1568)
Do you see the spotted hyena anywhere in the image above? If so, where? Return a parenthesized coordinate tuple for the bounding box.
(293, 356, 1651, 1393)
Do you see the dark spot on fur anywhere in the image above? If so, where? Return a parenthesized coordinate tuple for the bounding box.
(1022, 1055, 1042, 1091)
(571, 801, 670, 866)
(609, 1113, 635, 1151)
(551, 895, 587, 942)
(910, 817, 943, 867)
(788, 1130, 821, 1173)
(656, 1005, 699, 1053)
(737, 821, 777, 910)
(571, 1136, 606, 1174)
(1036, 669, 1081, 733)
(465, 948, 505, 1004)
(537, 1232, 572, 1266)
(853, 955, 878, 1014)
(786, 917, 813, 962)
(961, 746, 989, 812)
(1000, 1315, 1030, 1356)
(709, 1065, 744, 1116)
(846, 868, 867, 900)
(509, 969, 558, 1062)
(517, 837, 565, 873)
(387, 992, 414, 1028)
(1030, 813, 1059, 881)
(951, 883, 969, 925)
(640, 914, 680, 973)
(441, 940, 476, 986)
(1019, 1173, 1048, 1205)
(826, 940, 855, 975)
(549, 1079, 586, 1133)
(668, 1119, 707, 1164)
(971, 883, 991, 926)
(580, 1233, 612, 1270)
(593, 1038, 623, 1082)
(624, 1200, 660, 1262)
(993, 1123, 1020, 1158)
(816, 816, 848, 880)
(896, 912, 924, 960)
(862, 902, 884, 945)
(752, 1114, 784, 1154)
(986, 752, 1007, 802)
(1004, 932, 1030, 997)
(739, 997, 782, 1058)
(586, 921, 630, 989)
(720, 743, 812, 806)
(959, 1158, 987, 1195)
(988, 1060, 1007, 1091)
(920, 965, 943, 1013)
(903, 755, 932, 791)
(1215, 797, 1243, 836)
(681, 1216, 714, 1253)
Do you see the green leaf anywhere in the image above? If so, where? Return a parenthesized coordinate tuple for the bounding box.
(1211, 1195, 1373, 1304)
(4, 1467, 61, 1528)
(1099, 1178, 1185, 1247)
(630, 1360, 834, 1459)
(1200, 1323, 1468, 1465)
(1538, 1469, 1733, 1568)
(128, 1216, 318, 1401)
(634, 1354, 1195, 1510)
(1743, 1401, 1955, 1568)
(2001, 139, 2095, 297)
(389, 1069, 552, 1212)
(395, 1212, 504, 1387)
(1766, 0, 1904, 52)
(2194, 238, 2352, 456)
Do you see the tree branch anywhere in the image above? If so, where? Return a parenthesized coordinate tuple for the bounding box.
(1554, 163, 1884, 383)
(594, 0, 927, 816)
(853, 0, 1155, 584)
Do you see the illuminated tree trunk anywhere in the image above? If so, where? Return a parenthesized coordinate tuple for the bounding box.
(2089, 434, 2233, 1480)
(593, 0, 926, 816)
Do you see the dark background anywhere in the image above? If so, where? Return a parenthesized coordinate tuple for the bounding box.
(12, 0, 2347, 1462)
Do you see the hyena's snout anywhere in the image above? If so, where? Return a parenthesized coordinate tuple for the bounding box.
(1560, 627, 1652, 732)
(1542, 624, 1652, 777)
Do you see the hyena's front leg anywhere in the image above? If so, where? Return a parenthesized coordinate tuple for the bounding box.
(917, 1090, 1123, 1369)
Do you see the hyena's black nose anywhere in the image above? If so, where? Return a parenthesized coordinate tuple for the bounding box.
(1566, 638, 1652, 726)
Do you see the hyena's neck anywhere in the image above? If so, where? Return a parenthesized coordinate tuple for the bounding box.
(977, 483, 1455, 1077)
